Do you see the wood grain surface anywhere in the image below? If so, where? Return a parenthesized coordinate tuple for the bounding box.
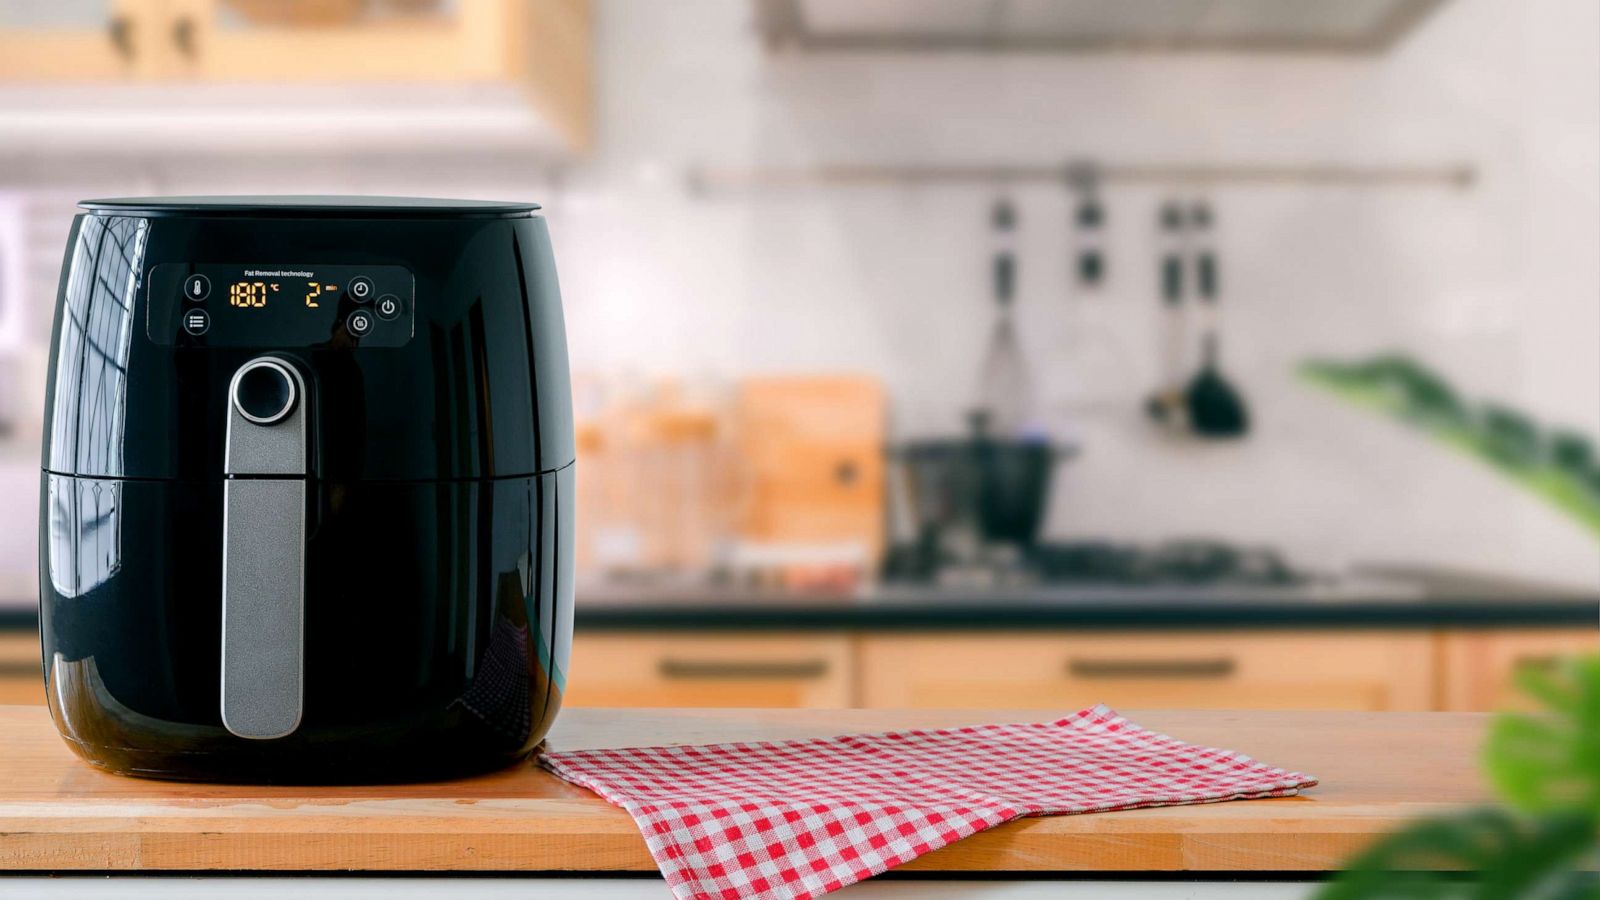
(0, 705, 1487, 873)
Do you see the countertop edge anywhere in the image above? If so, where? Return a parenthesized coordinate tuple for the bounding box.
(5, 598, 1597, 633)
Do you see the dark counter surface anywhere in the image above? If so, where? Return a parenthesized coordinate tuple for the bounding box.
(2, 566, 1595, 633)
(583, 563, 1597, 631)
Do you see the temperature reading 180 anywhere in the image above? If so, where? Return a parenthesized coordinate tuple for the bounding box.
(228, 281, 277, 308)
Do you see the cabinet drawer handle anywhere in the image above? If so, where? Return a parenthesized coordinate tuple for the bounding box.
(172, 16, 197, 60)
(0, 661, 39, 678)
(108, 15, 134, 60)
(1067, 657, 1236, 679)
(658, 659, 829, 680)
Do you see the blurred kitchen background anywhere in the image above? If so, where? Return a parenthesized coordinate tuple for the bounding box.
(0, 0, 1596, 713)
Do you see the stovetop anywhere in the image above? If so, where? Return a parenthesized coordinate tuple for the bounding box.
(1025, 540, 1307, 586)
(886, 539, 1327, 588)
(875, 539, 1445, 603)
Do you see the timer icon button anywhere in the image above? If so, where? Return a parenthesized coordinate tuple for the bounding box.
(348, 277, 375, 302)
(375, 294, 401, 320)
(346, 310, 374, 337)
(182, 309, 210, 336)
(183, 274, 211, 301)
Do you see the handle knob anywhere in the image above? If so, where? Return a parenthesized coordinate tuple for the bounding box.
(231, 359, 298, 425)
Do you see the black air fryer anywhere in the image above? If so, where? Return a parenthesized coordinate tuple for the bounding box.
(39, 196, 574, 782)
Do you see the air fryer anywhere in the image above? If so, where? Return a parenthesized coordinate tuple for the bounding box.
(38, 196, 574, 782)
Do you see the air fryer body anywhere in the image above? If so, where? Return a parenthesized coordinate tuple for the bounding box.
(39, 197, 575, 782)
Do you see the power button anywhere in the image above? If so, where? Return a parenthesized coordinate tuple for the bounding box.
(375, 294, 401, 320)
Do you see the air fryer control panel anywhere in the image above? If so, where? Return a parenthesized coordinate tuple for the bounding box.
(146, 263, 414, 348)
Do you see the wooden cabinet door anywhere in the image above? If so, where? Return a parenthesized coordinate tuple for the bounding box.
(1438, 628, 1600, 711)
(860, 632, 1435, 712)
(564, 633, 856, 708)
(152, 0, 590, 148)
(0, 0, 158, 80)
(169, 0, 511, 82)
(0, 632, 42, 705)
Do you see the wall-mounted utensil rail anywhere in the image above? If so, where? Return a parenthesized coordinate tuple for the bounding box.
(687, 161, 1475, 194)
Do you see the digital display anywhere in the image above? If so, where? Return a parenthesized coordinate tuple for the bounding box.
(225, 272, 335, 310)
(147, 263, 414, 348)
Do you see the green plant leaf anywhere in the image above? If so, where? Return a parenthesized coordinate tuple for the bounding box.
(1316, 807, 1598, 899)
(1485, 657, 1600, 816)
(1297, 354, 1600, 537)
(1324, 656, 1600, 897)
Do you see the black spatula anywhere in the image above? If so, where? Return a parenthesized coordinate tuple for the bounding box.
(1185, 210, 1249, 437)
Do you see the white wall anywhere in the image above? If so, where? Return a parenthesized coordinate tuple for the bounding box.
(547, 0, 1600, 585)
(1, 0, 1595, 590)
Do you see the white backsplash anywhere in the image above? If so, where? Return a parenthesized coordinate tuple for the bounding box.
(0, 0, 1595, 598)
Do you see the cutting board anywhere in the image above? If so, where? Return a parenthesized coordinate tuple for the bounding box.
(734, 375, 886, 560)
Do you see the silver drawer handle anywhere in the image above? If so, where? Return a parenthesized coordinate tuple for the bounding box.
(1068, 657, 1236, 679)
(221, 358, 308, 741)
(658, 659, 829, 680)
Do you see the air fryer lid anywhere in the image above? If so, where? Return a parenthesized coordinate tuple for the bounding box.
(80, 196, 542, 218)
(44, 201, 574, 482)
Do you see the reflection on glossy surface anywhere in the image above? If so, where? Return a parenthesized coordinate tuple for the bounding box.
(458, 585, 534, 744)
(46, 214, 146, 478)
(45, 475, 121, 598)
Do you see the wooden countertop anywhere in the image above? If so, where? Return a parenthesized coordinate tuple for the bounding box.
(0, 706, 1486, 874)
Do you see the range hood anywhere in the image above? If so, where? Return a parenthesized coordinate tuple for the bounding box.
(755, 0, 1450, 55)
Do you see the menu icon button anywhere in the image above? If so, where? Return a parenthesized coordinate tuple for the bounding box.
(182, 309, 210, 336)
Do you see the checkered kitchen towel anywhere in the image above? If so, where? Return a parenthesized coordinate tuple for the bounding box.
(539, 705, 1317, 900)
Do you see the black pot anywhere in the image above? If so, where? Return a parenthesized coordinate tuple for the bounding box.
(894, 436, 1068, 553)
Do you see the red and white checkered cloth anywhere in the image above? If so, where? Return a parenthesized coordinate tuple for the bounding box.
(540, 705, 1317, 900)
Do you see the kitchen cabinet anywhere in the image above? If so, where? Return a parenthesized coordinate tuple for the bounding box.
(2, 624, 1595, 711)
(859, 632, 1436, 712)
(0, 1, 148, 80)
(1437, 628, 1600, 711)
(0, 632, 41, 705)
(0, 0, 591, 151)
(564, 633, 856, 709)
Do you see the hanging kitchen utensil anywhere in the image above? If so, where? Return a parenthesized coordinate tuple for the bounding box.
(1055, 168, 1136, 418)
(1068, 165, 1107, 293)
(1185, 201, 1250, 437)
(977, 197, 1036, 438)
(1145, 201, 1188, 426)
